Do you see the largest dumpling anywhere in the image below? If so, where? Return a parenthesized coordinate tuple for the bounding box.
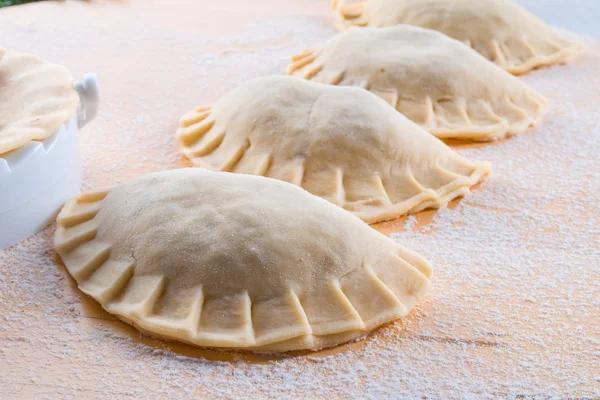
(54, 169, 432, 352)
(177, 76, 491, 224)
(332, 0, 582, 75)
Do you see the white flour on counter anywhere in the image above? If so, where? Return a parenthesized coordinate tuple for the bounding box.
(0, 12, 599, 400)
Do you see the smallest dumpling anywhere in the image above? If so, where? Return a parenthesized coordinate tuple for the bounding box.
(288, 26, 547, 141)
(332, 0, 582, 75)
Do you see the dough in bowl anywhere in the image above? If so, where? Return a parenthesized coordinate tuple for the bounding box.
(288, 26, 546, 141)
(177, 76, 491, 223)
(54, 169, 432, 352)
(0, 47, 79, 155)
(332, 0, 582, 75)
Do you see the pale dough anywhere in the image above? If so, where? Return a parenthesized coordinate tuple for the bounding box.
(177, 76, 491, 223)
(54, 168, 433, 352)
(288, 26, 547, 141)
(0, 47, 79, 155)
(332, 0, 582, 75)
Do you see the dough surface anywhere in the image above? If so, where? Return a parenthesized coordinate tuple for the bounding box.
(54, 169, 433, 352)
(289, 26, 547, 141)
(0, 47, 79, 155)
(332, 0, 582, 75)
(177, 76, 491, 223)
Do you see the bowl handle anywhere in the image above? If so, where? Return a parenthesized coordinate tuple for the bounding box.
(75, 73, 100, 129)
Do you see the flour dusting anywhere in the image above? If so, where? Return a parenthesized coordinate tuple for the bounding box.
(0, 7, 599, 400)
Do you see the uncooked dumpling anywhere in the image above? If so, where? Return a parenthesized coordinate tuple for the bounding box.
(332, 0, 582, 75)
(177, 76, 490, 223)
(288, 26, 546, 141)
(0, 47, 79, 154)
(54, 169, 432, 352)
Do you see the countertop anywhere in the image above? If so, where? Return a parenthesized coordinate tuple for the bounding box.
(0, 1, 599, 398)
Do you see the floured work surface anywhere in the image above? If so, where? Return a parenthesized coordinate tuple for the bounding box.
(0, 1, 598, 398)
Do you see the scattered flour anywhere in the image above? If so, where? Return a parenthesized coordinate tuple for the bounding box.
(0, 7, 599, 400)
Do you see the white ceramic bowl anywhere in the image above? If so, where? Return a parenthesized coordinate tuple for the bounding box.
(0, 73, 99, 250)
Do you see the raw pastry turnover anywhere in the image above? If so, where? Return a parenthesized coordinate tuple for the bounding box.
(177, 76, 491, 223)
(332, 0, 582, 75)
(288, 26, 547, 141)
(0, 47, 79, 154)
(54, 169, 433, 352)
